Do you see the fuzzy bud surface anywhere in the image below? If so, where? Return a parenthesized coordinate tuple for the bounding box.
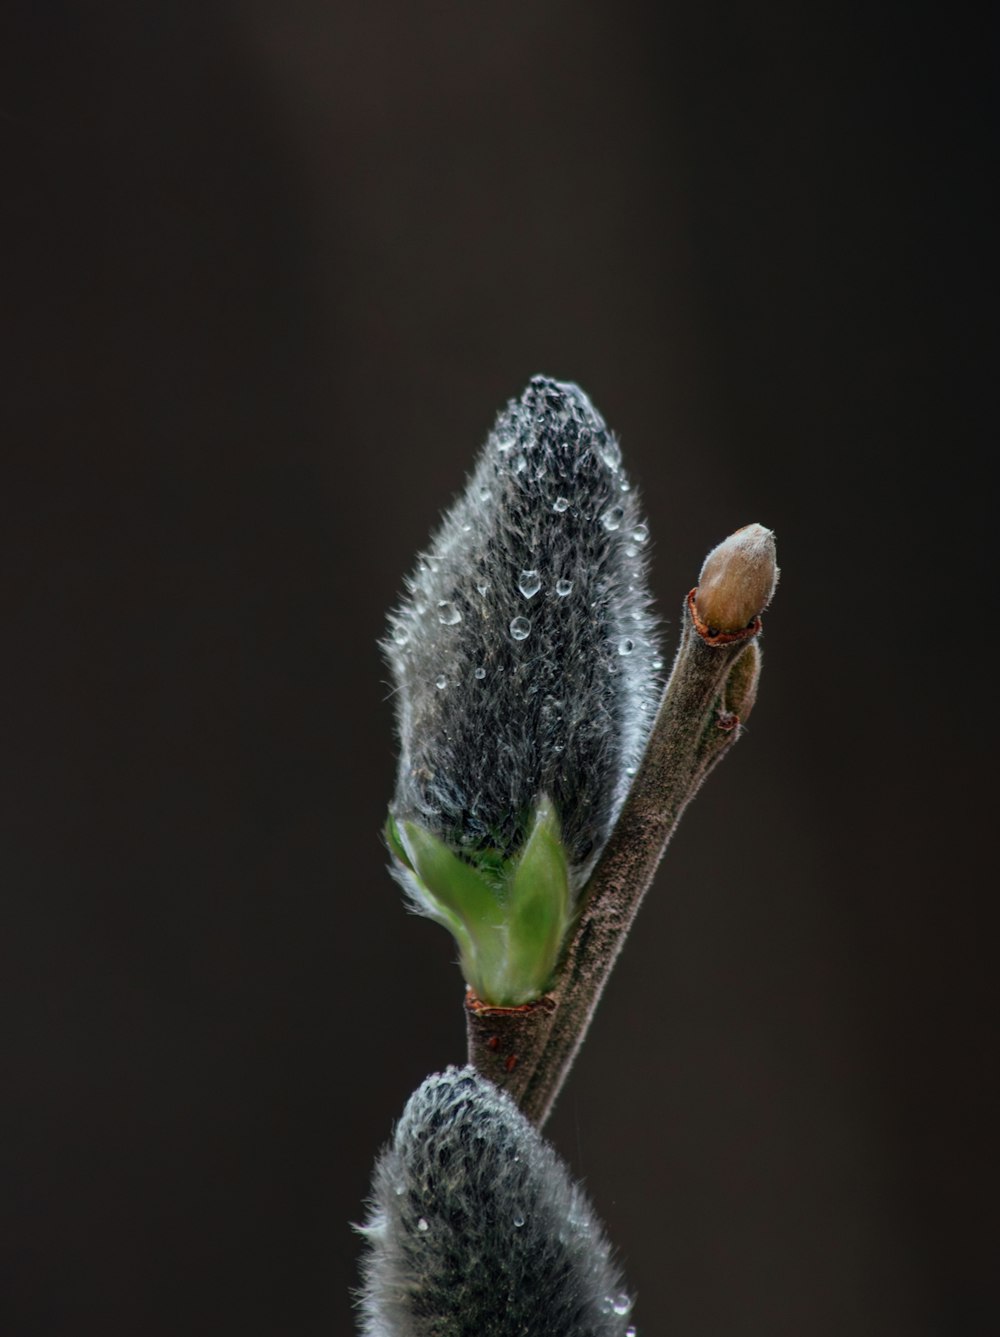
(357, 1066, 635, 1336)
(384, 376, 661, 890)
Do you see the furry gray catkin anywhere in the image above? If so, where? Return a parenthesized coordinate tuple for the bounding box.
(384, 376, 661, 897)
(357, 1067, 635, 1337)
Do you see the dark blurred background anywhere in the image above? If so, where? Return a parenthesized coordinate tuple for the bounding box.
(0, 3, 992, 1334)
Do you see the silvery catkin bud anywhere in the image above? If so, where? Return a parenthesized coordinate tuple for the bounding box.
(384, 377, 661, 1005)
(356, 1066, 635, 1337)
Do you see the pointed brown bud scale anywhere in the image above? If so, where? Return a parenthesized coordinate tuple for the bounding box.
(693, 523, 778, 637)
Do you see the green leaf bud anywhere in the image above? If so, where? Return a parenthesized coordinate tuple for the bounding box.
(389, 795, 571, 1007)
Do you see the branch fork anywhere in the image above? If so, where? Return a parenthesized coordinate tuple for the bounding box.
(468, 525, 777, 1125)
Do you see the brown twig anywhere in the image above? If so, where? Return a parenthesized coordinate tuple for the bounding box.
(466, 546, 770, 1125)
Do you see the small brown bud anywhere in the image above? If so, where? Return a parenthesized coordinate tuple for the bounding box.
(694, 524, 778, 633)
(723, 641, 761, 721)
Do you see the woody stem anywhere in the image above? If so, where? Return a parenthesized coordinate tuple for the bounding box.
(467, 593, 762, 1125)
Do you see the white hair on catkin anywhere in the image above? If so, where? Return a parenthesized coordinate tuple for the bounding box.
(384, 376, 661, 895)
(356, 1067, 635, 1336)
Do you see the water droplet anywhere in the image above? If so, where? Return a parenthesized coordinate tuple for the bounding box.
(478, 486, 492, 501)
(474, 666, 486, 680)
(509, 616, 531, 641)
(625, 764, 637, 777)
(601, 506, 624, 532)
(620, 478, 631, 492)
(417, 1217, 429, 1232)
(626, 1327, 637, 1336)
(391, 626, 409, 646)
(613, 1294, 631, 1315)
(394, 1183, 405, 1196)
(437, 601, 462, 625)
(476, 580, 490, 596)
(555, 578, 573, 597)
(461, 522, 471, 533)
(518, 569, 541, 598)
(435, 675, 447, 690)
(632, 524, 649, 544)
(414, 600, 428, 615)
(618, 637, 635, 656)
(624, 544, 638, 557)
(513, 454, 527, 473)
(552, 496, 570, 513)
(513, 1215, 525, 1228)
(652, 657, 664, 670)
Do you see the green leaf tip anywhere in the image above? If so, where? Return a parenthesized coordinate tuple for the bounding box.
(387, 796, 572, 1007)
(503, 796, 570, 1003)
